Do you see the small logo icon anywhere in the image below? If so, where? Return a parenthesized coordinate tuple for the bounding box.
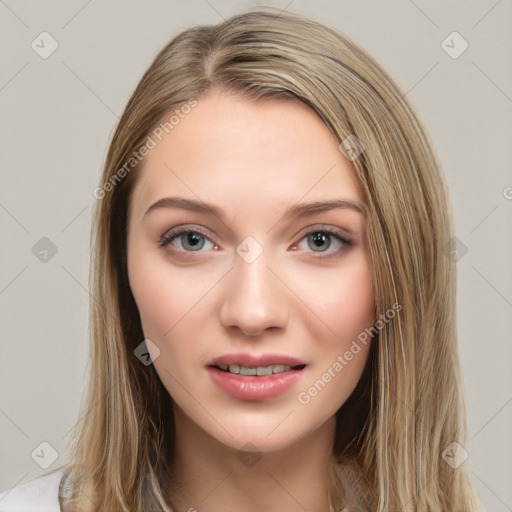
(31, 32, 59, 59)
(134, 338, 160, 365)
(338, 134, 365, 161)
(441, 442, 469, 468)
(31, 441, 59, 469)
(236, 236, 263, 264)
(444, 236, 468, 262)
(236, 442, 262, 468)
(32, 237, 58, 263)
(441, 32, 468, 59)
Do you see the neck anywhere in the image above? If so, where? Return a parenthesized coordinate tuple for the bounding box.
(167, 409, 340, 512)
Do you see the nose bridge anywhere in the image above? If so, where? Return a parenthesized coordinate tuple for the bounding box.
(219, 242, 289, 335)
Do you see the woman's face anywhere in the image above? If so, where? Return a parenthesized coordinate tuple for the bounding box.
(127, 90, 375, 453)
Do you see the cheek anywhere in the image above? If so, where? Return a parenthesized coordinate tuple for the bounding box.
(332, 261, 375, 336)
(295, 262, 374, 414)
(290, 255, 375, 341)
(127, 246, 218, 388)
(315, 260, 374, 407)
(128, 247, 209, 337)
(128, 260, 180, 337)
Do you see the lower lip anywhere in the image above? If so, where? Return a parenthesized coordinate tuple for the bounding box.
(207, 366, 305, 401)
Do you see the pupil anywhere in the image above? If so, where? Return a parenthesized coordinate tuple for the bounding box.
(309, 232, 330, 251)
(183, 233, 204, 250)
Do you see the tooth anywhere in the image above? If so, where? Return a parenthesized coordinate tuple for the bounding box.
(272, 364, 291, 374)
(256, 365, 273, 376)
(225, 364, 297, 376)
(240, 367, 257, 376)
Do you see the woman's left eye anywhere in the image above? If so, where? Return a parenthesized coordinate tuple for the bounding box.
(295, 228, 352, 257)
(158, 225, 353, 257)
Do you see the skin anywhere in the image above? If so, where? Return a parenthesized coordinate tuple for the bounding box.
(127, 90, 375, 512)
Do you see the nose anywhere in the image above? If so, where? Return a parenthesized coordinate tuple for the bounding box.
(219, 251, 289, 337)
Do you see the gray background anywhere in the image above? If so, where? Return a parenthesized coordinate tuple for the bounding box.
(1, 1, 511, 510)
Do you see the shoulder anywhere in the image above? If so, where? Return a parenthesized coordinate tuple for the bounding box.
(0, 467, 66, 512)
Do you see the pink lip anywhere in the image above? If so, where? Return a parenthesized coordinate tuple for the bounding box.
(208, 352, 306, 368)
(207, 366, 305, 401)
(206, 352, 307, 402)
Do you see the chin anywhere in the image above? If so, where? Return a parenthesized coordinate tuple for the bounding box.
(207, 413, 329, 455)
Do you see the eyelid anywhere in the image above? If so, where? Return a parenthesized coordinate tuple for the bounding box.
(294, 224, 353, 244)
(158, 224, 218, 248)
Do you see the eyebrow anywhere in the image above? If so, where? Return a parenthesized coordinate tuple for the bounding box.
(143, 196, 365, 223)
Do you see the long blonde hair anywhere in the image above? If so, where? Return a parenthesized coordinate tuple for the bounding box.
(60, 8, 481, 511)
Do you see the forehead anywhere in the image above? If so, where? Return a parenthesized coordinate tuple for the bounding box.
(129, 91, 364, 221)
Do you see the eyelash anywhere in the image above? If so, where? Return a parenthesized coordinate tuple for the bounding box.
(158, 224, 353, 260)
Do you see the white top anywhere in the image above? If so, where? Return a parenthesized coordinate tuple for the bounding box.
(0, 469, 65, 512)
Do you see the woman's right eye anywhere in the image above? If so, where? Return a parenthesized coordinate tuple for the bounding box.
(159, 227, 217, 252)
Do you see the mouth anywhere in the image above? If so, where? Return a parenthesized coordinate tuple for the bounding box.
(206, 353, 307, 401)
(207, 352, 307, 375)
(210, 363, 307, 376)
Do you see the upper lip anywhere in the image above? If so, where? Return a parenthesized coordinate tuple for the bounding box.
(208, 352, 307, 368)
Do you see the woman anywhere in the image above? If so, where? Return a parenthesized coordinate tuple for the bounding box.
(0, 8, 481, 512)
